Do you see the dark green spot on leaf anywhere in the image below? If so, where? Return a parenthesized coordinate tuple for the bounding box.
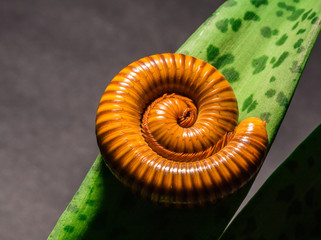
(302, 9, 312, 21)
(222, 68, 240, 83)
(311, 17, 318, 24)
(265, 89, 276, 98)
(272, 51, 289, 68)
(215, 54, 234, 69)
(294, 38, 303, 48)
(216, 19, 229, 33)
(252, 55, 268, 74)
(297, 46, 305, 53)
(297, 28, 306, 34)
(277, 2, 286, 9)
(242, 95, 258, 113)
(242, 94, 254, 111)
(260, 112, 271, 123)
(64, 225, 75, 233)
(292, 22, 299, 30)
(78, 214, 88, 221)
(290, 61, 302, 73)
(260, 26, 272, 38)
(276, 34, 288, 45)
(251, 0, 268, 8)
(276, 91, 289, 107)
(207, 44, 219, 62)
(278, 2, 296, 12)
(272, 29, 279, 35)
(86, 199, 96, 206)
(270, 57, 276, 64)
(276, 11, 284, 17)
(230, 18, 242, 32)
(287, 9, 305, 21)
(308, 12, 316, 20)
(270, 76, 276, 82)
(247, 100, 258, 113)
(244, 11, 260, 21)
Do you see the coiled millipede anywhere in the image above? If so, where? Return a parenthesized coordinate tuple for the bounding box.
(96, 53, 268, 207)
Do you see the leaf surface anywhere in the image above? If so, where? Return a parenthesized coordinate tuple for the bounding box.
(178, 0, 321, 143)
(220, 124, 321, 239)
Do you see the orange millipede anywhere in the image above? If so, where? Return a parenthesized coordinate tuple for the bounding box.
(96, 53, 268, 207)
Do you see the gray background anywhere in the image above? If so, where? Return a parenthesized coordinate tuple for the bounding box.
(1, 0, 320, 239)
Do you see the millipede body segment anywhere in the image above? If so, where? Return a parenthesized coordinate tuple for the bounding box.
(96, 53, 268, 207)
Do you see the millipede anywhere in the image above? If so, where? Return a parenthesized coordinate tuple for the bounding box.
(95, 53, 268, 207)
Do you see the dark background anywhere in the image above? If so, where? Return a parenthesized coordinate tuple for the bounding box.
(1, 0, 320, 239)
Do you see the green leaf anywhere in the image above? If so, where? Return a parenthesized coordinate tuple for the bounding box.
(49, 154, 253, 239)
(220, 124, 321, 239)
(48, 0, 321, 239)
(178, 0, 321, 143)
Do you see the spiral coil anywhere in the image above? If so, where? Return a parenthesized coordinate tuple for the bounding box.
(96, 53, 268, 207)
